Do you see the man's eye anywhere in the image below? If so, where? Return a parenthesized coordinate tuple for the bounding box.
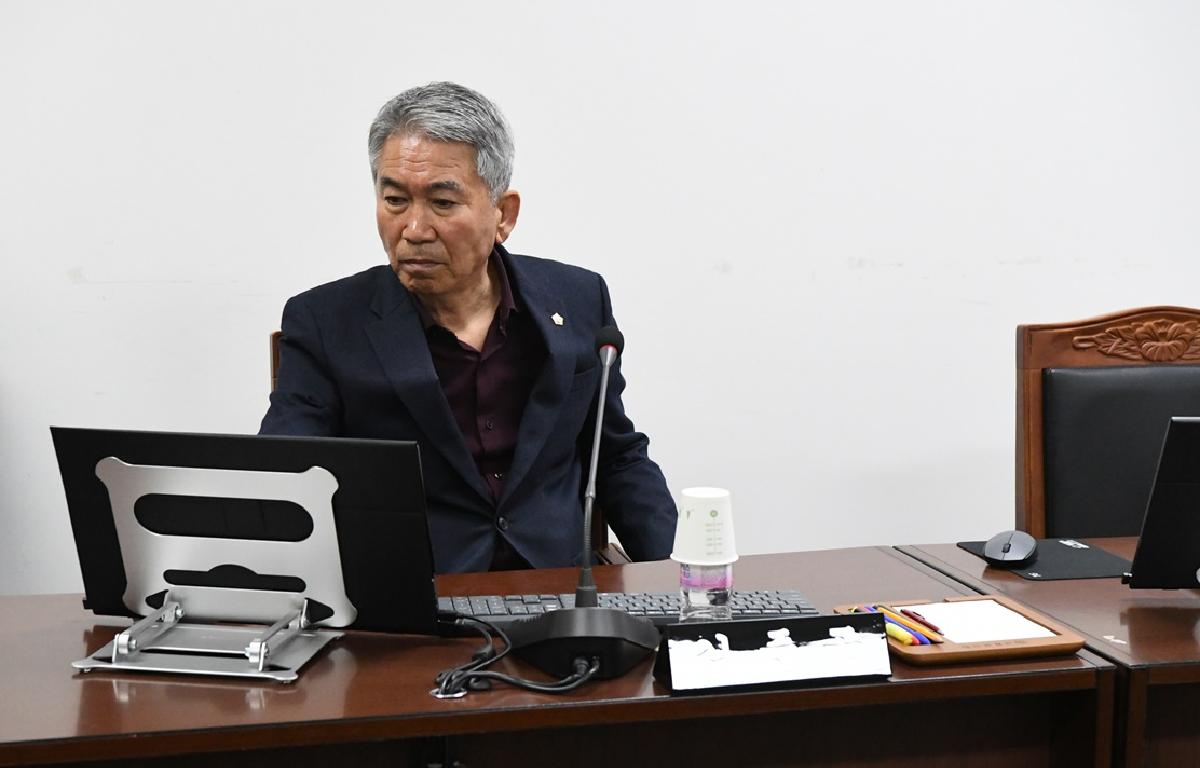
(432, 199, 457, 209)
(384, 196, 406, 206)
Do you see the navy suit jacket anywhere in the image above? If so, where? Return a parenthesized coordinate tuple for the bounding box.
(260, 248, 677, 572)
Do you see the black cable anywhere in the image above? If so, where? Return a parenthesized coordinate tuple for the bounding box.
(433, 616, 507, 697)
(433, 615, 600, 697)
(451, 657, 600, 694)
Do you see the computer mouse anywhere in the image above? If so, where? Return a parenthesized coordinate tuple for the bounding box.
(981, 530, 1038, 568)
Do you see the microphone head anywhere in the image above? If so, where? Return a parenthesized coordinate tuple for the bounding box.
(595, 326, 624, 356)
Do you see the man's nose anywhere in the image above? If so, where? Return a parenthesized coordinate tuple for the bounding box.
(402, 207, 437, 243)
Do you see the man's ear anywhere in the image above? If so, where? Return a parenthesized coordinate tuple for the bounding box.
(495, 189, 521, 243)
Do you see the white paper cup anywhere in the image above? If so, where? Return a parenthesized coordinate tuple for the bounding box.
(670, 487, 738, 566)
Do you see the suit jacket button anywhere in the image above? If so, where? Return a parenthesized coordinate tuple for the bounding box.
(497, 516, 509, 531)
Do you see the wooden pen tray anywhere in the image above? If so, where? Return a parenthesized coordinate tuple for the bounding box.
(833, 594, 1084, 666)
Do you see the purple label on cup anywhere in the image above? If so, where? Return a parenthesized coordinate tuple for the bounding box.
(680, 564, 733, 589)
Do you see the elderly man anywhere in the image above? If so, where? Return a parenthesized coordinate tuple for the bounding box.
(261, 82, 677, 573)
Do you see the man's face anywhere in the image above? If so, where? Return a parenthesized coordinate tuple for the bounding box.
(375, 133, 517, 300)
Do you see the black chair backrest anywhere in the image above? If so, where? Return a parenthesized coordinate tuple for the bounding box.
(1042, 365, 1200, 537)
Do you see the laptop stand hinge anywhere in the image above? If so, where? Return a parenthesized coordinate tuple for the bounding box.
(77, 593, 339, 683)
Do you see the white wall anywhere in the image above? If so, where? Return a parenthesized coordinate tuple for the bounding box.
(3, 1, 1199, 594)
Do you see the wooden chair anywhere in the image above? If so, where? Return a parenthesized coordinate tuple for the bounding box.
(270, 332, 630, 564)
(1016, 307, 1200, 538)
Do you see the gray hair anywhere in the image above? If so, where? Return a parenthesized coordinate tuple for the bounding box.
(368, 82, 515, 203)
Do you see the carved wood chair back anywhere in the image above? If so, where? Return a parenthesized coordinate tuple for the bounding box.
(1017, 306, 1200, 538)
(269, 332, 628, 563)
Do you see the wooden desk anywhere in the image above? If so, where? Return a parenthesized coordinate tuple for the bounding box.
(0, 547, 1113, 768)
(899, 538, 1200, 768)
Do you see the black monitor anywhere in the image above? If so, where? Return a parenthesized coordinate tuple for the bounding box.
(1126, 417, 1200, 589)
(51, 427, 439, 634)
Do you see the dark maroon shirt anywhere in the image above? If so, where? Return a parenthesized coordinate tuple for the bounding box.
(416, 251, 546, 568)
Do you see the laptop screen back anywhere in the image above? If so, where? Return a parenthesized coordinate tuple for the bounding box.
(51, 427, 439, 634)
(1127, 417, 1200, 589)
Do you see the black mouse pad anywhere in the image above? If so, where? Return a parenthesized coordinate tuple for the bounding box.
(957, 538, 1131, 580)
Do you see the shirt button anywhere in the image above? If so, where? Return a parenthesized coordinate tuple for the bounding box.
(497, 516, 509, 531)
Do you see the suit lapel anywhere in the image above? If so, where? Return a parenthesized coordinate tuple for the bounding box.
(364, 269, 492, 505)
(500, 254, 576, 507)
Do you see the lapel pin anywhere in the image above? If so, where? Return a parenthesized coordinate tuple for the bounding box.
(551, 312, 564, 326)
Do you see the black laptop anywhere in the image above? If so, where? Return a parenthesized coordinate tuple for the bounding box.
(51, 427, 442, 634)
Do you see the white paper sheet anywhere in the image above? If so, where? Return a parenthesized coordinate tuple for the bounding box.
(893, 599, 1055, 643)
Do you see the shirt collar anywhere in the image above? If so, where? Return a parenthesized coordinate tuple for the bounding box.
(415, 246, 518, 332)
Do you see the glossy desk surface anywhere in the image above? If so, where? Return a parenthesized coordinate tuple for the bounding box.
(0, 547, 1111, 765)
(899, 537, 1200, 767)
(901, 538, 1200, 674)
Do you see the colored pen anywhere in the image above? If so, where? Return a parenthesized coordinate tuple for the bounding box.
(874, 605, 943, 643)
(901, 608, 942, 635)
(883, 620, 917, 646)
(848, 605, 924, 644)
(883, 616, 929, 645)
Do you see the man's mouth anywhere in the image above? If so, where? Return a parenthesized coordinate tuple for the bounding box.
(398, 258, 443, 269)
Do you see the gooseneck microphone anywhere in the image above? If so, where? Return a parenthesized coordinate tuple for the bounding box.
(504, 326, 659, 679)
(575, 326, 624, 609)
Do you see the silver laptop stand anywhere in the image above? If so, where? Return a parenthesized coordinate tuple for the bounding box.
(75, 595, 339, 683)
(72, 458, 355, 683)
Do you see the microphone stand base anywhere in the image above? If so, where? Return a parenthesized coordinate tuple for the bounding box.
(505, 607, 659, 679)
